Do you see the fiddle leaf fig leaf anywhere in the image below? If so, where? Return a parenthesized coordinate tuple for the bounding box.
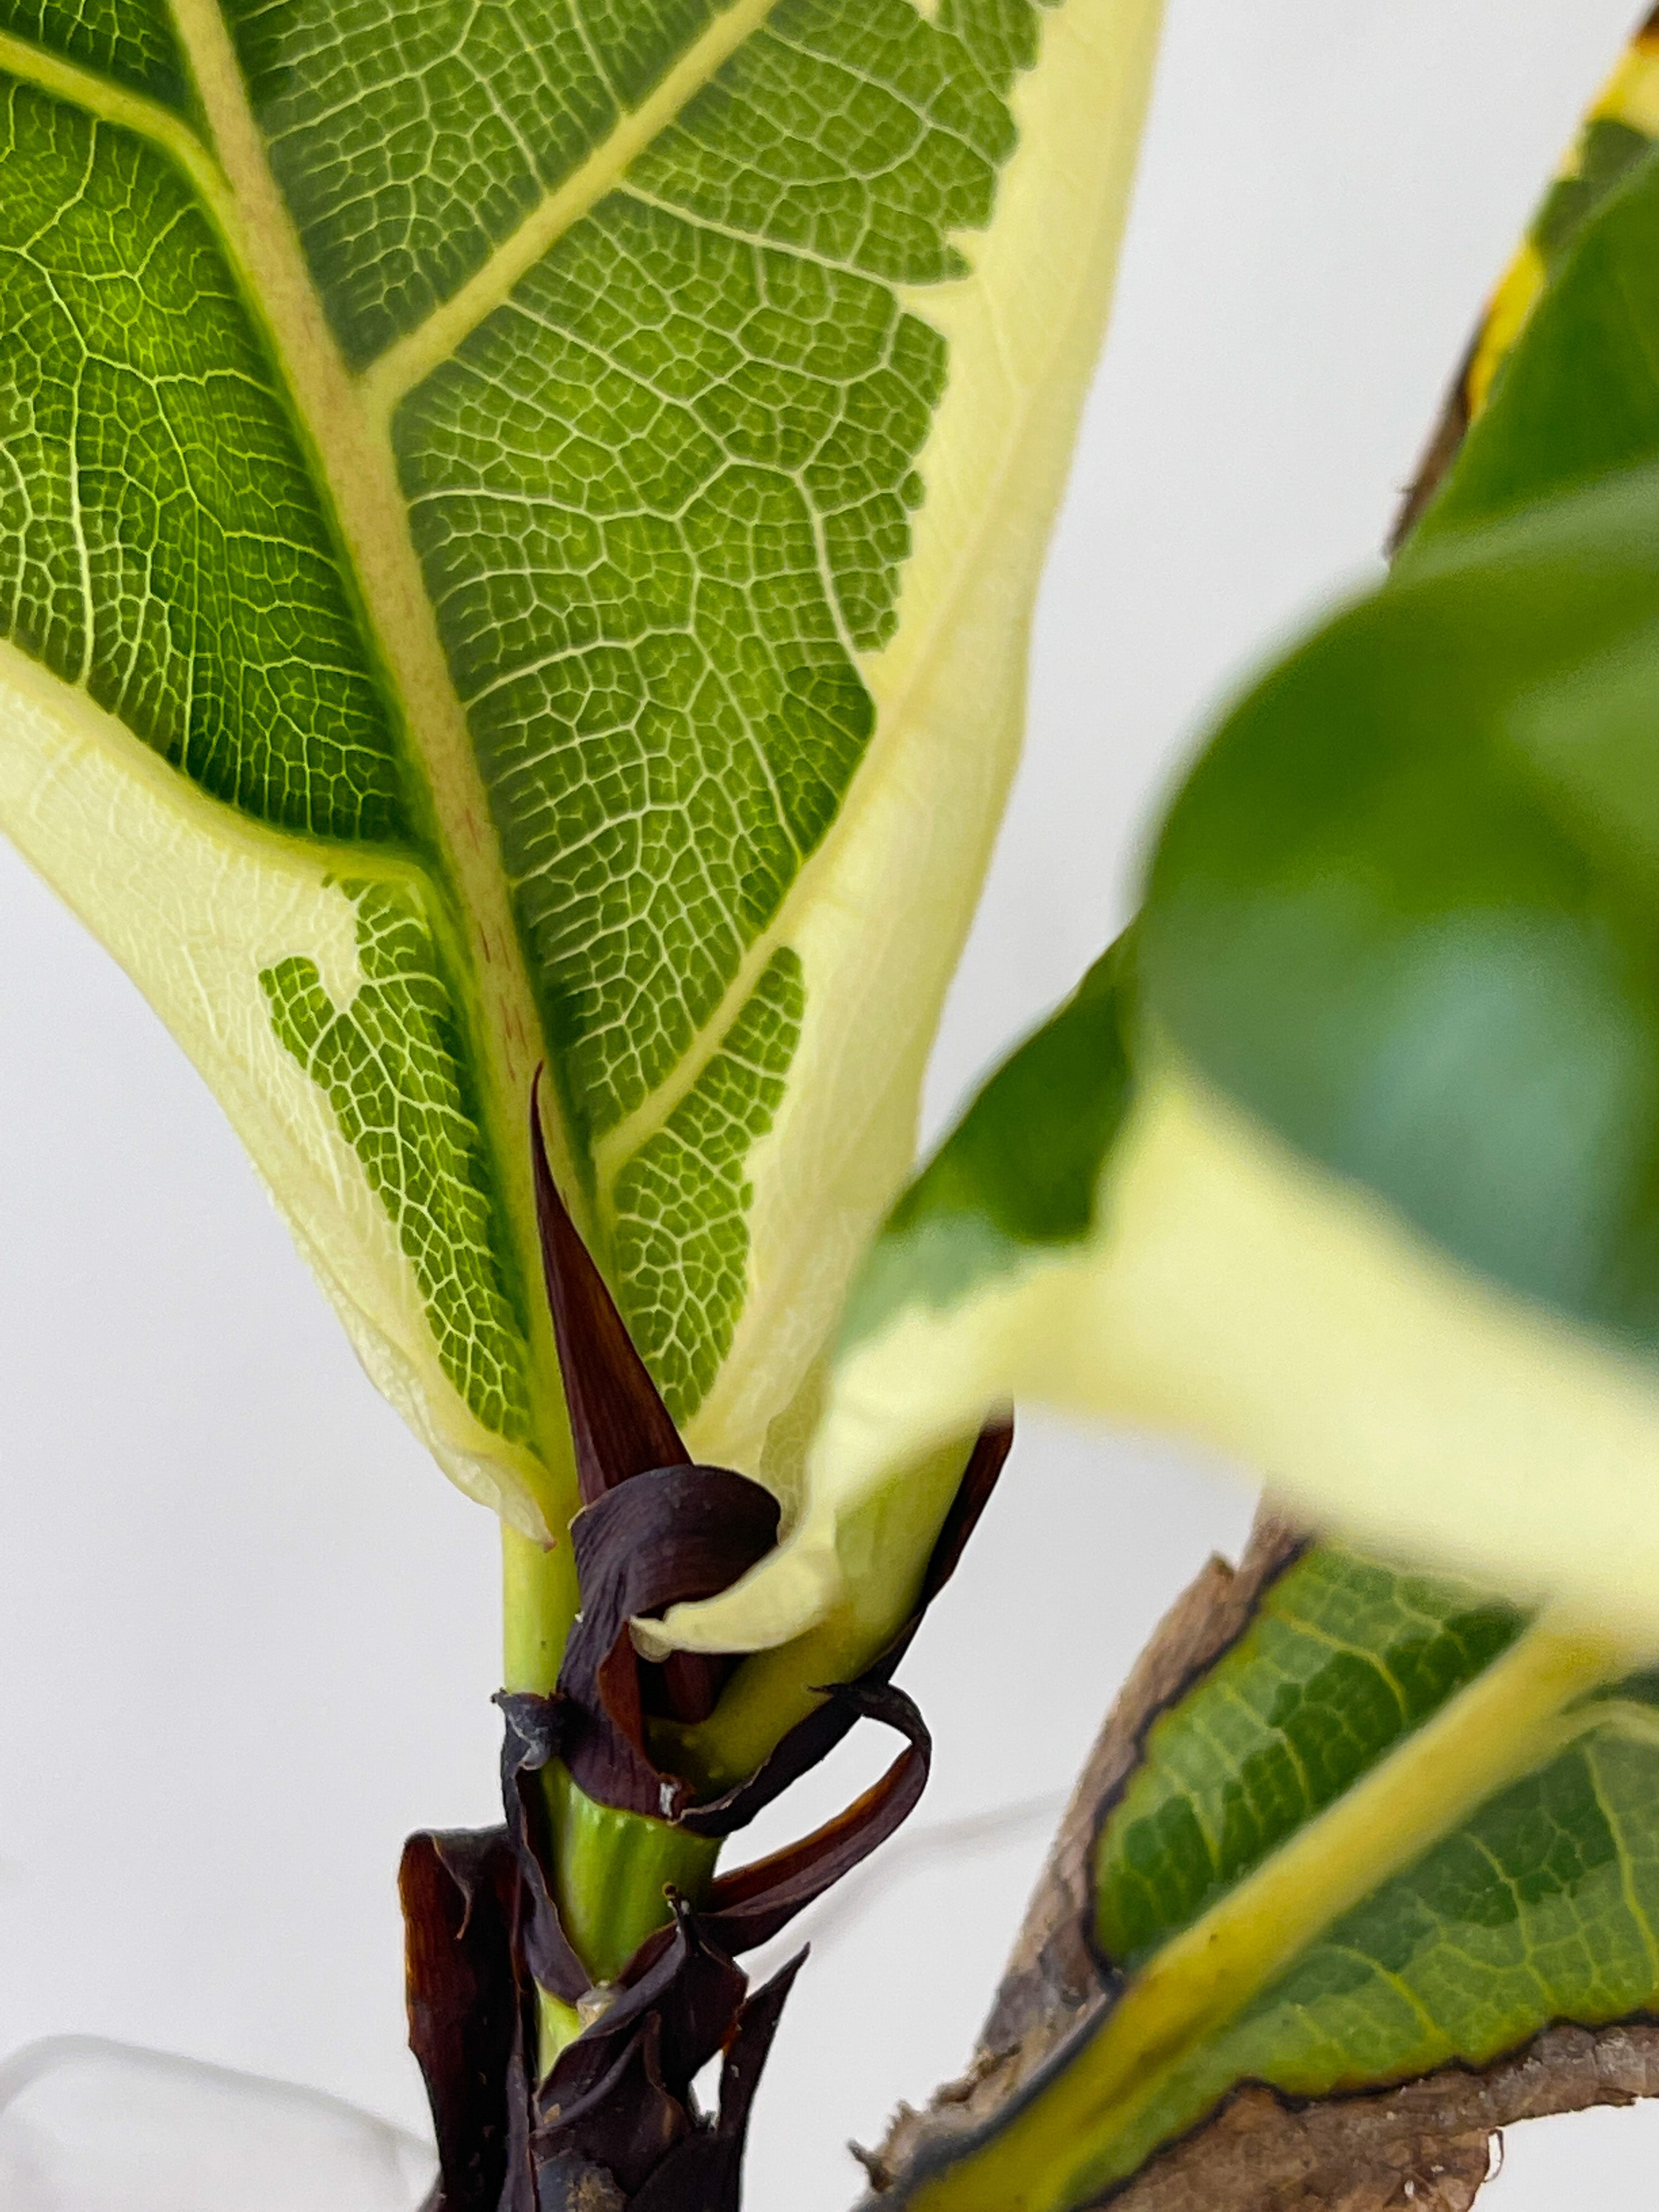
(650, 30, 1659, 1666)
(1404, 113, 1659, 551)
(871, 1540, 1659, 2212)
(0, 0, 1165, 1539)
(1394, 10, 1659, 542)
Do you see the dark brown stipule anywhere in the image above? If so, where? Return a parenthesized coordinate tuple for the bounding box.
(530, 1067, 690, 1504)
(529, 1073, 725, 1723)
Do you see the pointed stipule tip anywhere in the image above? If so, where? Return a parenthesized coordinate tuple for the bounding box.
(529, 1064, 566, 1226)
(528, 1061, 692, 1497)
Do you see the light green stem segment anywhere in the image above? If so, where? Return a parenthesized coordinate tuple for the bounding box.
(502, 1526, 580, 1698)
(542, 1760, 722, 1985)
(900, 1618, 1631, 2212)
(500, 1526, 722, 2074)
(530, 1765, 721, 2077)
(497, 1432, 976, 2076)
(529, 1771, 723, 2072)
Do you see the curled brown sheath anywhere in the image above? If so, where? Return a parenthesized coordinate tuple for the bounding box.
(401, 1078, 1013, 2210)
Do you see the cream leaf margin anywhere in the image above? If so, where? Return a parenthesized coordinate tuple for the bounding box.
(652, 1045, 1659, 1661)
(676, 0, 1168, 1495)
(0, 641, 552, 1534)
(0, 0, 1167, 1541)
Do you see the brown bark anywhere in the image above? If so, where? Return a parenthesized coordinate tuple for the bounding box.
(861, 1514, 1659, 2211)
(863, 1507, 1305, 2186)
(980, 1508, 1305, 2073)
(1387, 348, 1474, 554)
(1097, 2019, 1659, 2212)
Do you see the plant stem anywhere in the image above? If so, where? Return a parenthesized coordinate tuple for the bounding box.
(543, 1761, 721, 1985)
(502, 1524, 579, 1698)
(500, 1521, 722, 2070)
(657, 1433, 975, 1791)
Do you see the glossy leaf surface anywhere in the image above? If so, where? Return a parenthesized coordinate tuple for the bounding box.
(0, 0, 1163, 1549)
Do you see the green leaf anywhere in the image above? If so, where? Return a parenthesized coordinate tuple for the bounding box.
(1112, 120, 1659, 1626)
(650, 33, 1659, 2207)
(1145, 470, 1659, 1360)
(4, 1, 190, 108)
(0, 0, 1165, 1564)
(1092, 1544, 1525, 1971)
(1407, 141, 1659, 547)
(876, 1543, 1656, 2212)
(661, 48, 1659, 1667)
(1393, 25, 1659, 542)
(842, 931, 1137, 1353)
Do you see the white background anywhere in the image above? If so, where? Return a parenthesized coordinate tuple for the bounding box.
(1, 3, 1654, 2205)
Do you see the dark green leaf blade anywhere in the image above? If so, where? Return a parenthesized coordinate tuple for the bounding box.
(0, 74, 402, 839)
(1094, 1544, 1524, 1973)
(1408, 146, 1659, 550)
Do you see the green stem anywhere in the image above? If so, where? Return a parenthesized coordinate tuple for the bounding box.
(553, 1438, 980, 2074)
(500, 1521, 723, 2075)
(502, 1523, 579, 1698)
(498, 1430, 978, 2077)
(544, 1760, 721, 1984)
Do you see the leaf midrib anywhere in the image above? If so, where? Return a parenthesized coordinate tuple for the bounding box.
(0, 0, 883, 1475)
(153, 0, 587, 1486)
